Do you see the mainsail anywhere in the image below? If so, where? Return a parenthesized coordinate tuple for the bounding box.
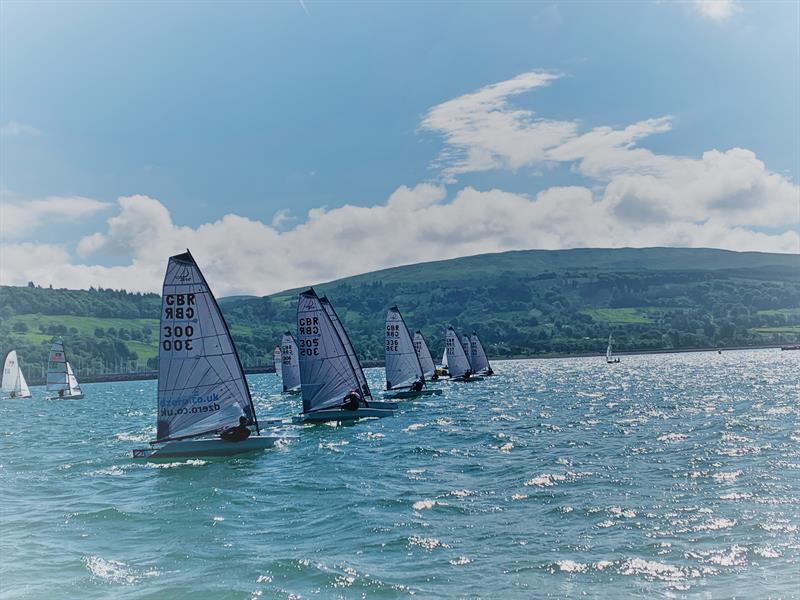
(441, 347, 448, 368)
(2, 351, 31, 398)
(280, 331, 301, 392)
(606, 334, 613, 361)
(298, 289, 365, 413)
(46, 339, 69, 392)
(156, 250, 258, 442)
(446, 327, 471, 378)
(469, 332, 491, 374)
(66, 362, 82, 396)
(320, 295, 372, 399)
(385, 307, 424, 390)
(413, 331, 436, 378)
(273, 346, 282, 379)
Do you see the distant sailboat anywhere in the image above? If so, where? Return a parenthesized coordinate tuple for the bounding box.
(46, 339, 84, 399)
(2, 351, 32, 399)
(273, 345, 282, 378)
(445, 327, 482, 381)
(413, 331, 438, 380)
(280, 331, 301, 394)
(469, 332, 494, 376)
(439, 346, 449, 376)
(293, 289, 396, 423)
(606, 334, 621, 364)
(384, 307, 442, 399)
(133, 250, 288, 459)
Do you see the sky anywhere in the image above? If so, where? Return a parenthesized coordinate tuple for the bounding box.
(1, 0, 798, 295)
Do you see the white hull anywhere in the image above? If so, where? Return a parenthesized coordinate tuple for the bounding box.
(3, 393, 32, 400)
(449, 375, 484, 382)
(292, 407, 394, 424)
(47, 392, 84, 400)
(383, 389, 443, 399)
(133, 434, 286, 459)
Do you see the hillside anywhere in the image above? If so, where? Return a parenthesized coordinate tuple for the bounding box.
(1, 247, 798, 381)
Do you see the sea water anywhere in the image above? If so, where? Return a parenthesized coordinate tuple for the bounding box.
(1, 349, 798, 599)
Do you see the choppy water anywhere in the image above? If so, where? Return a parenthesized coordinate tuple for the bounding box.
(1, 349, 798, 599)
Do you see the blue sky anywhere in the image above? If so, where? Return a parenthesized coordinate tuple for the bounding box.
(1, 0, 798, 294)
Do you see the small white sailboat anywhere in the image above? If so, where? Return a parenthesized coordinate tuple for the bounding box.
(438, 346, 449, 377)
(280, 331, 301, 394)
(413, 331, 438, 380)
(46, 339, 84, 399)
(2, 351, 32, 399)
(293, 289, 395, 424)
(469, 332, 494, 376)
(445, 327, 482, 381)
(606, 334, 621, 364)
(384, 307, 442, 399)
(273, 345, 282, 378)
(133, 250, 289, 459)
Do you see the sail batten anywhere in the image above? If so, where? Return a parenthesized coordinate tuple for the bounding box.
(155, 251, 257, 442)
(298, 289, 365, 413)
(385, 307, 423, 390)
(413, 331, 436, 378)
(445, 327, 471, 378)
(280, 332, 301, 392)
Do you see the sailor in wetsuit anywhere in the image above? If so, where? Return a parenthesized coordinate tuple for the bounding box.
(342, 389, 366, 410)
(220, 416, 251, 442)
(410, 378, 424, 392)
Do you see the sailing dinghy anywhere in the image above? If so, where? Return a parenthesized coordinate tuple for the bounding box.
(46, 339, 84, 399)
(133, 251, 288, 459)
(469, 332, 494, 376)
(319, 295, 396, 411)
(438, 346, 449, 377)
(445, 327, 482, 381)
(413, 331, 438, 380)
(606, 334, 621, 364)
(2, 351, 32, 399)
(384, 307, 442, 399)
(280, 332, 301, 394)
(292, 289, 395, 424)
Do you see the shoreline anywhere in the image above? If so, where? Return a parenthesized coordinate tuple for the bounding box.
(21, 343, 790, 386)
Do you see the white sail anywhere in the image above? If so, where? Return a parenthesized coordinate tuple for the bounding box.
(298, 289, 365, 413)
(320, 295, 371, 399)
(156, 251, 258, 442)
(446, 327, 472, 378)
(385, 307, 423, 390)
(66, 362, 82, 396)
(280, 332, 301, 392)
(441, 347, 448, 368)
(461, 335, 472, 368)
(18, 369, 30, 397)
(413, 331, 436, 378)
(606, 334, 613, 361)
(469, 332, 491, 374)
(273, 346, 282, 380)
(46, 339, 69, 392)
(3, 351, 31, 397)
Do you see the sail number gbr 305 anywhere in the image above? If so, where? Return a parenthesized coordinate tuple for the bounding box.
(298, 316, 320, 356)
(162, 293, 196, 352)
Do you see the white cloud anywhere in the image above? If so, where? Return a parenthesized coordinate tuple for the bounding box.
(0, 195, 110, 241)
(1, 187, 796, 295)
(423, 71, 800, 229)
(0, 120, 42, 137)
(692, 0, 741, 22)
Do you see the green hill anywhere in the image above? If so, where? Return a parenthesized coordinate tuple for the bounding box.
(1, 247, 798, 381)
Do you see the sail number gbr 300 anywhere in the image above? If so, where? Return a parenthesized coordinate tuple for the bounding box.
(298, 316, 320, 356)
(163, 293, 197, 352)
